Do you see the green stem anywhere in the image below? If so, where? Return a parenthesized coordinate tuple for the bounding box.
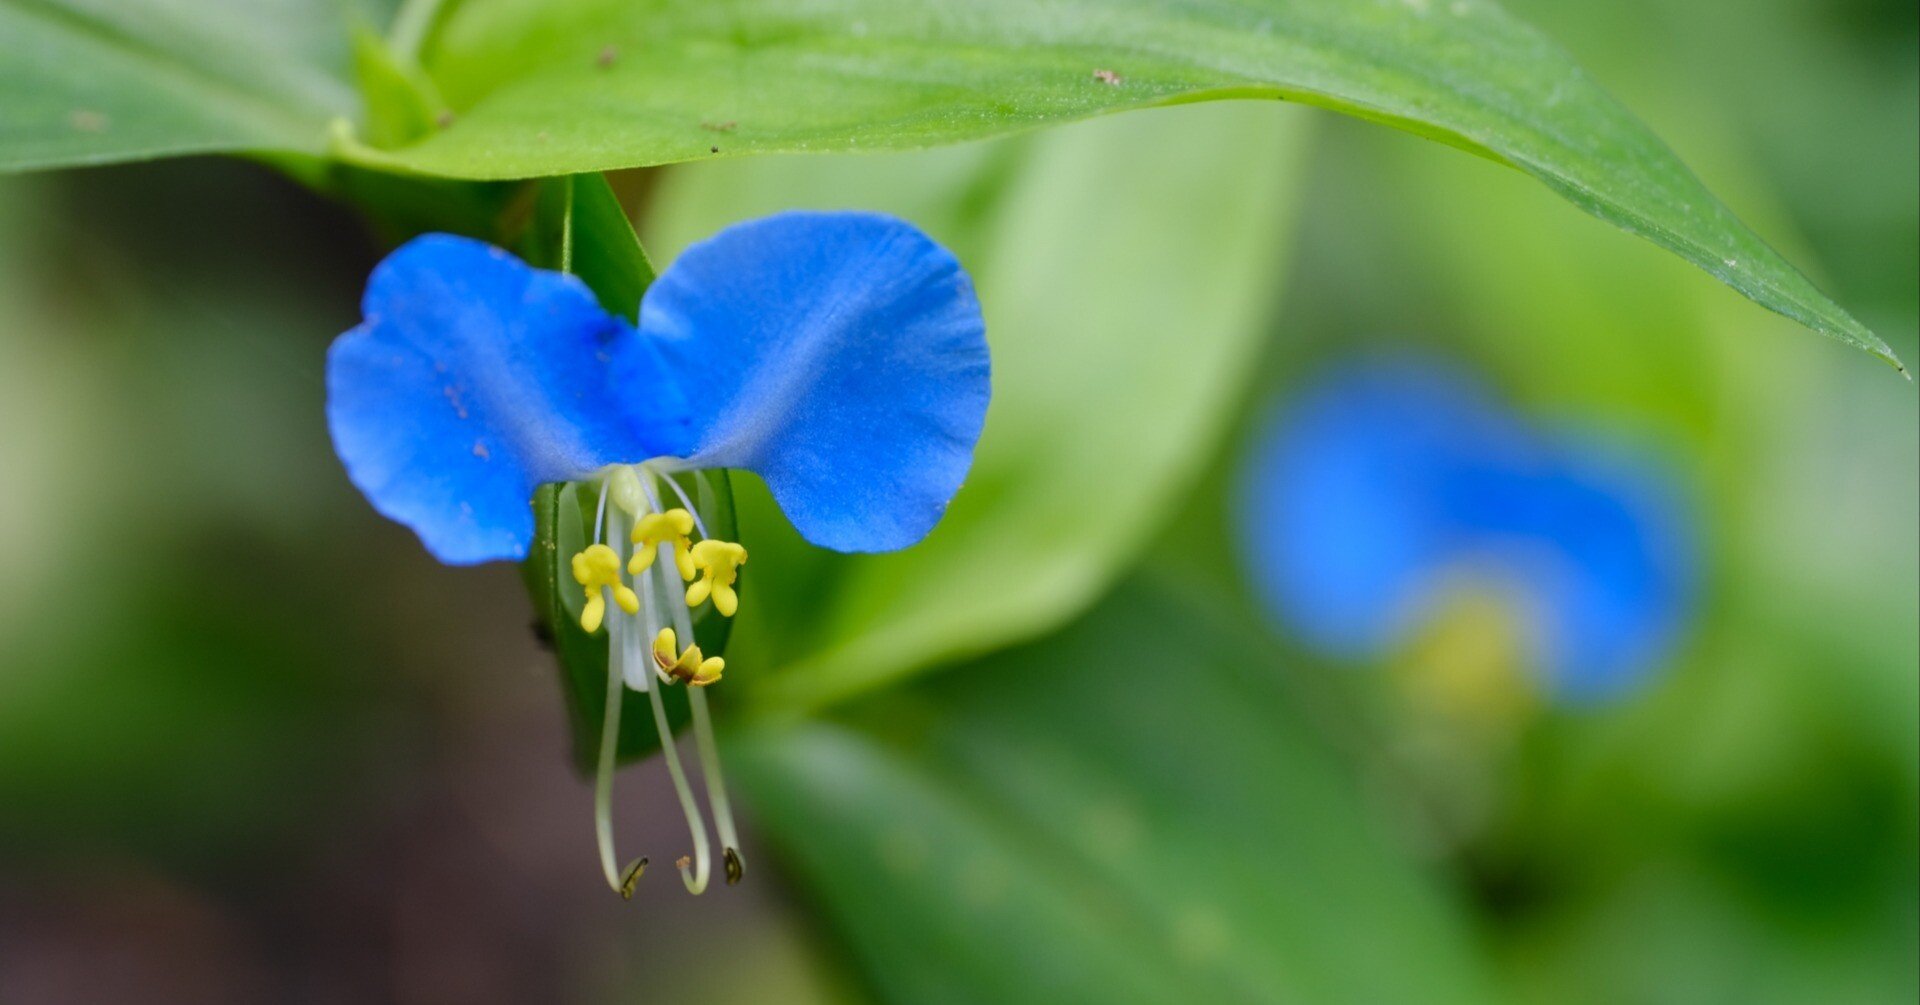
(387, 0, 446, 63)
(559, 177, 576, 275)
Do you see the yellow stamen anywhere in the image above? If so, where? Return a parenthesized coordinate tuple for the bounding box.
(627, 508, 697, 579)
(570, 543, 638, 633)
(686, 539, 747, 617)
(652, 628, 725, 686)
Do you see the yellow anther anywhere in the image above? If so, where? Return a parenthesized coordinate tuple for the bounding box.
(685, 539, 748, 617)
(652, 628, 725, 686)
(627, 508, 697, 579)
(570, 543, 638, 633)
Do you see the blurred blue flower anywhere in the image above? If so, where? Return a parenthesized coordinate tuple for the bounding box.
(325, 210, 989, 898)
(327, 210, 991, 565)
(1237, 359, 1693, 701)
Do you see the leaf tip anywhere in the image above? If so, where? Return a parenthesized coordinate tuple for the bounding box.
(1871, 343, 1909, 380)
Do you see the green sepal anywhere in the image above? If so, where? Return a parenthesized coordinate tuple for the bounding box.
(518, 174, 658, 320)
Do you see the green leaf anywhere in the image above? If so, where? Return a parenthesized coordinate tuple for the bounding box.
(371, 0, 1894, 367)
(0, 0, 356, 169)
(731, 578, 1504, 1003)
(0, 2, 1894, 365)
(646, 101, 1307, 713)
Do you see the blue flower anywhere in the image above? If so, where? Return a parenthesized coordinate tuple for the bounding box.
(328, 211, 990, 565)
(1236, 358, 1693, 703)
(325, 210, 989, 899)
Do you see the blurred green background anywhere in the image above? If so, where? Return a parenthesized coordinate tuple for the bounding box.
(0, 0, 1912, 1001)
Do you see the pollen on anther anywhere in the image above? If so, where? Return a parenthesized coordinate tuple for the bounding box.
(687, 540, 748, 617)
(630, 508, 697, 578)
(573, 544, 638, 633)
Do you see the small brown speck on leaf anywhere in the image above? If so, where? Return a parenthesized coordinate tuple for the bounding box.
(700, 120, 738, 133)
(1093, 68, 1122, 85)
(597, 45, 617, 68)
(436, 109, 456, 128)
(70, 109, 108, 132)
(709, 145, 720, 154)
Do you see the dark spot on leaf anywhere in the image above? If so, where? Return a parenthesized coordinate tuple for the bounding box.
(710, 146, 720, 154)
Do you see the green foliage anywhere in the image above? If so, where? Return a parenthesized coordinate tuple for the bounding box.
(0, 0, 1896, 365)
(733, 578, 1505, 1003)
(0, 0, 1910, 998)
(648, 102, 1306, 711)
(0, 0, 357, 167)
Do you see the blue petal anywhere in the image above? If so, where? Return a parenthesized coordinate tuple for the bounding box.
(327, 235, 684, 565)
(1492, 448, 1694, 699)
(1237, 358, 1693, 700)
(1237, 360, 1525, 657)
(634, 211, 989, 552)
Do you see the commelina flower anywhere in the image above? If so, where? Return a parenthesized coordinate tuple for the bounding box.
(327, 211, 990, 897)
(1237, 358, 1692, 708)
